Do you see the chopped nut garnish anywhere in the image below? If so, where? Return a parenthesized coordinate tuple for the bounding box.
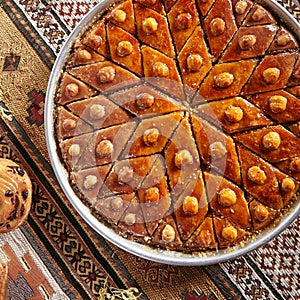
(145, 187, 160, 203)
(254, 205, 269, 222)
(88, 34, 102, 48)
(276, 33, 290, 46)
(251, 7, 266, 22)
(89, 104, 105, 119)
(209, 141, 227, 160)
(174, 149, 193, 169)
(124, 213, 136, 225)
(187, 54, 203, 72)
(62, 118, 77, 131)
(68, 144, 81, 157)
(136, 93, 155, 109)
(96, 140, 114, 158)
(290, 157, 300, 173)
(117, 41, 133, 57)
(224, 106, 243, 122)
(111, 196, 124, 211)
(281, 178, 295, 192)
(247, 166, 267, 184)
(182, 196, 199, 215)
(210, 17, 226, 36)
(269, 95, 287, 113)
(214, 72, 234, 88)
(219, 188, 237, 207)
(262, 131, 281, 150)
(142, 17, 158, 34)
(162, 224, 175, 242)
(238, 35, 257, 50)
(112, 9, 127, 23)
(77, 49, 92, 61)
(65, 83, 79, 98)
(152, 62, 169, 77)
(199, 229, 212, 247)
(83, 175, 98, 190)
(143, 128, 160, 146)
(221, 225, 237, 241)
(98, 66, 116, 83)
(118, 166, 134, 183)
(175, 13, 192, 30)
(262, 67, 280, 84)
(235, 0, 248, 15)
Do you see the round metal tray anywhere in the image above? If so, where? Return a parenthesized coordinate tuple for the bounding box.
(45, 0, 300, 266)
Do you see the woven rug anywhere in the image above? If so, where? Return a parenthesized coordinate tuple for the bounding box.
(0, 0, 299, 299)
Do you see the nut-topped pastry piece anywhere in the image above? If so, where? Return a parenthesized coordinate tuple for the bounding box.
(54, 0, 300, 254)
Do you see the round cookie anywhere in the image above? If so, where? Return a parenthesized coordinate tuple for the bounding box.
(0, 158, 32, 233)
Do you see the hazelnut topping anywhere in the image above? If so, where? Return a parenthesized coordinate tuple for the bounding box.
(276, 33, 291, 46)
(174, 149, 193, 169)
(221, 226, 238, 241)
(112, 9, 127, 23)
(290, 157, 300, 173)
(254, 205, 269, 222)
(142, 17, 158, 34)
(209, 141, 227, 160)
(210, 18, 226, 36)
(281, 178, 295, 192)
(238, 35, 257, 50)
(235, 0, 248, 15)
(199, 229, 212, 247)
(65, 83, 79, 98)
(214, 72, 234, 88)
(118, 166, 134, 183)
(143, 128, 160, 145)
(98, 66, 116, 83)
(77, 49, 92, 61)
(96, 140, 114, 158)
(145, 187, 160, 203)
(83, 175, 98, 190)
(182, 196, 199, 215)
(111, 196, 124, 211)
(162, 224, 176, 242)
(136, 93, 155, 109)
(117, 41, 133, 57)
(68, 144, 81, 157)
(262, 131, 281, 150)
(124, 213, 136, 225)
(247, 166, 267, 184)
(224, 106, 243, 122)
(251, 7, 266, 22)
(262, 67, 280, 84)
(140, 0, 157, 4)
(88, 34, 102, 48)
(62, 118, 77, 131)
(269, 95, 287, 113)
(175, 13, 192, 30)
(89, 104, 105, 119)
(219, 188, 237, 207)
(152, 62, 169, 77)
(187, 54, 203, 72)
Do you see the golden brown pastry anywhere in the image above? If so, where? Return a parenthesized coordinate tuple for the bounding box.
(53, 0, 300, 253)
(0, 159, 32, 233)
